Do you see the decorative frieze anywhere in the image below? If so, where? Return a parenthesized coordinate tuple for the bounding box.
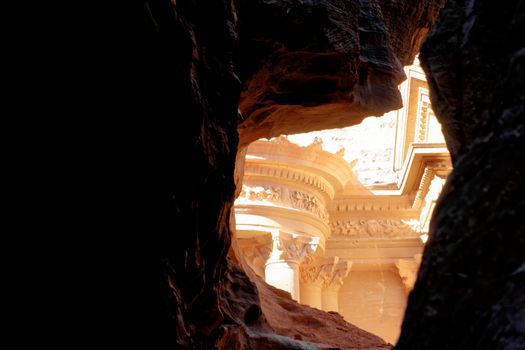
(239, 240, 272, 268)
(290, 190, 329, 223)
(416, 91, 432, 143)
(239, 184, 281, 202)
(237, 184, 329, 224)
(330, 218, 420, 238)
(243, 163, 334, 199)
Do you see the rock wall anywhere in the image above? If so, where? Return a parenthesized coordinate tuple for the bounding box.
(394, 1, 525, 349)
(139, 0, 445, 348)
(237, 0, 445, 147)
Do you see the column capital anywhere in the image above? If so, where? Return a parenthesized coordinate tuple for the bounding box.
(322, 259, 352, 291)
(237, 235, 273, 276)
(269, 231, 320, 264)
(300, 256, 352, 291)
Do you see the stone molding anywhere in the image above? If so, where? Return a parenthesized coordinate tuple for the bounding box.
(415, 89, 433, 143)
(238, 235, 273, 271)
(331, 198, 413, 213)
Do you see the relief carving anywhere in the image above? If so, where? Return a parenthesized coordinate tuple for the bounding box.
(290, 190, 329, 223)
(330, 218, 420, 238)
(240, 184, 281, 202)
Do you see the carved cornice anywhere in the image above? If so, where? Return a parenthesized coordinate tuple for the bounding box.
(330, 218, 420, 238)
(269, 231, 320, 264)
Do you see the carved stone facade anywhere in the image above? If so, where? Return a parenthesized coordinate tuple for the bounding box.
(239, 185, 281, 202)
(330, 218, 420, 238)
(234, 58, 452, 344)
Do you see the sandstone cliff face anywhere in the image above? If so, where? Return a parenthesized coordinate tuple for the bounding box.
(237, 0, 444, 147)
(394, 1, 525, 349)
(141, 0, 445, 348)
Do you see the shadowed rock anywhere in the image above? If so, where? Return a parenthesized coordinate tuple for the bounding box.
(394, 1, 525, 349)
(140, 0, 445, 348)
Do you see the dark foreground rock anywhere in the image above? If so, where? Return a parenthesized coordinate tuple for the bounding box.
(394, 1, 525, 349)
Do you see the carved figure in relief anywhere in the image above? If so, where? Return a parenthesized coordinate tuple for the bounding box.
(331, 218, 418, 237)
(240, 185, 281, 202)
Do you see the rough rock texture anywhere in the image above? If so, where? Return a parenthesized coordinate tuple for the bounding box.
(254, 274, 393, 350)
(394, 1, 525, 349)
(139, 0, 444, 348)
(237, 0, 444, 146)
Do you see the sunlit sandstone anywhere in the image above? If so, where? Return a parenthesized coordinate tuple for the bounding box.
(235, 58, 452, 344)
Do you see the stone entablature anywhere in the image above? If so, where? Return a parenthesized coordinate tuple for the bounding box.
(330, 218, 420, 238)
(237, 183, 330, 224)
(245, 136, 355, 196)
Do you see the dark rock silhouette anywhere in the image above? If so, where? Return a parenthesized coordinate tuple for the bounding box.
(140, 0, 445, 348)
(394, 1, 525, 349)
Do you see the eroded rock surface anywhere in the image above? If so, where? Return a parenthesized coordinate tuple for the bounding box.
(237, 0, 445, 146)
(395, 1, 525, 349)
(140, 0, 444, 348)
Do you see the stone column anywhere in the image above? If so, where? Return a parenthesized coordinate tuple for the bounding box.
(321, 259, 352, 312)
(265, 231, 319, 301)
